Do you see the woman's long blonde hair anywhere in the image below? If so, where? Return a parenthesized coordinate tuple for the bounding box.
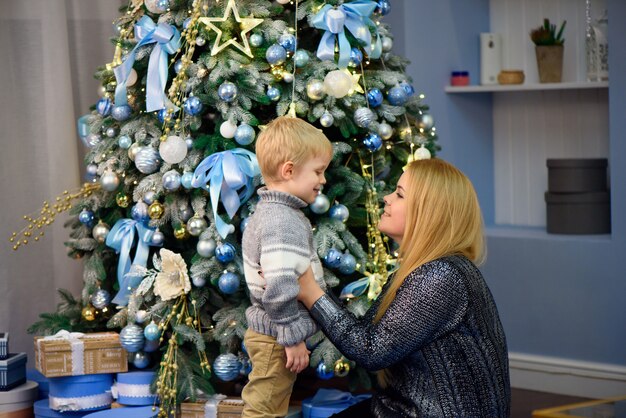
(374, 158, 485, 323)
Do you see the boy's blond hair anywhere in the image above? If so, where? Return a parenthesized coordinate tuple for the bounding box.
(255, 116, 332, 183)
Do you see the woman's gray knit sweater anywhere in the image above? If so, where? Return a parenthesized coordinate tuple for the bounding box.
(310, 255, 510, 417)
(242, 188, 326, 347)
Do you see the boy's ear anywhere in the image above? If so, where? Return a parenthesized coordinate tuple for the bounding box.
(279, 161, 295, 180)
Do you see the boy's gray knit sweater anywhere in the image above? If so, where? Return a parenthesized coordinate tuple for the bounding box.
(242, 187, 326, 347)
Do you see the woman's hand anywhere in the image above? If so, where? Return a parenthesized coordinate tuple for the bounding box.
(297, 267, 325, 309)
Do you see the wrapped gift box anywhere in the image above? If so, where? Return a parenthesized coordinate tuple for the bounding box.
(81, 406, 158, 418)
(34, 332, 127, 378)
(302, 389, 371, 418)
(48, 374, 113, 412)
(0, 380, 39, 418)
(0, 333, 9, 360)
(0, 353, 27, 391)
(179, 396, 244, 418)
(34, 398, 89, 418)
(114, 371, 157, 406)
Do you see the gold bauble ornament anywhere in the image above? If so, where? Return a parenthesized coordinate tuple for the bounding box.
(334, 359, 350, 377)
(149, 201, 165, 219)
(173, 225, 188, 240)
(82, 305, 96, 321)
(271, 65, 285, 81)
(116, 192, 130, 208)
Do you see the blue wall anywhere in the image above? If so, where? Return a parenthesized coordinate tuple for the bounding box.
(387, 0, 626, 366)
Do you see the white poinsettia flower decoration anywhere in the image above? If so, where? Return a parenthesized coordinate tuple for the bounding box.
(153, 249, 191, 301)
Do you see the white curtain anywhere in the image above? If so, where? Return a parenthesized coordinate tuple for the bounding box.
(0, 0, 122, 359)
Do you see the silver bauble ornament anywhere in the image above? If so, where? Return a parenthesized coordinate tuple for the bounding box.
(159, 135, 187, 164)
(192, 275, 206, 287)
(320, 111, 334, 128)
(310, 194, 330, 214)
(419, 114, 435, 130)
(151, 229, 165, 246)
(120, 324, 145, 353)
(197, 239, 217, 258)
(213, 353, 241, 381)
(179, 205, 193, 222)
(135, 310, 149, 324)
(100, 171, 120, 192)
(378, 122, 393, 140)
(196, 36, 206, 46)
(187, 216, 208, 236)
(354, 107, 376, 128)
(128, 142, 141, 161)
(324, 70, 352, 99)
(145, 0, 169, 14)
(92, 221, 110, 243)
(143, 190, 157, 205)
(381, 36, 393, 52)
(132, 351, 150, 369)
(306, 80, 325, 101)
(90, 289, 111, 309)
(135, 147, 161, 174)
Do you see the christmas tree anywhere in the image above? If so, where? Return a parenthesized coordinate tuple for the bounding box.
(15, 0, 437, 414)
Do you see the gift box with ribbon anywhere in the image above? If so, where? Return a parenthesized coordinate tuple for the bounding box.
(178, 394, 244, 418)
(48, 373, 114, 412)
(0, 352, 27, 391)
(114, 371, 157, 406)
(34, 331, 127, 378)
(302, 389, 372, 418)
(81, 405, 159, 418)
(34, 398, 88, 418)
(0, 380, 39, 418)
(0, 332, 9, 360)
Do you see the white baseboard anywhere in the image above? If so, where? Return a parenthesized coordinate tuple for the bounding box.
(509, 352, 626, 399)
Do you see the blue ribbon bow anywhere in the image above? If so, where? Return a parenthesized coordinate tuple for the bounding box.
(105, 218, 156, 306)
(113, 15, 181, 112)
(311, 0, 382, 68)
(191, 148, 260, 239)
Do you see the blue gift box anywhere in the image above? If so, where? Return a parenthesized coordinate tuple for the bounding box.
(0, 332, 8, 360)
(0, 352, 27, 391)
(302, 389, 372, 418)
(82, 405, 158, 418)
(48, 373, 113, 412)
(115, 371, 157, 406)
(27, 368, 50, 399)
(34, 398, 88, 418)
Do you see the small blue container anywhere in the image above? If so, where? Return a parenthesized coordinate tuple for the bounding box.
(302, 389, 371, 418)
(48, 374, 113, 412)
(27, 368, 49, 399)
(34, 398, 88, 418)
(82, 406, 158, 418)
(0, 332, 8, 360)
(0, 352, 27, 391)
(115, 371, 157, 406)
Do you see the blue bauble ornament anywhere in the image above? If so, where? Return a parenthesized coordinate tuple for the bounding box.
(96, 98, 112, 116)
(348, 47, 363, 67)
(79, 209, 95, 225)
(111, 105, 132, 121)
(143, 322, 160, 341)
(240, 357, 252, 375)
(278, 34, 296, 53)
(218, 82, 238, 103)
(234, 124, 256, 145)
(376, 0, 391, 15)
(120, 324, 145, 353)
(151, 229, 165, 246)
(338, 253, 357, 275)
(240, 217, 250, 233)
(192, 275, 206, 287)
(143, 339, 160, 353)
(197, 239, 216, 258)
(143, 191, 157, 205)
(90, 289, 111, 309)
(86, 163, 98, 176)
(157, 109, 168, 124)
(131, 202, 150, 223)
(218, 272, 240, 294)
(181, 172, 194, 189)
(401, 81, 415, 97)
(267, 86, 281, 102)
(310, 193, 330, 214)
(323, 248, 343, 269)
(316, 362, 334, 380)
(367, 88, 383, 107)
(363, 132, 383, 152)
(174, 59, 184, 74)
(183, 96, 203, 116)
(162, 170, 181, 191)
(185, 136, 194, 150)
(249, 33, 263, 47)
(118, 135, 132, 149)
(213, 353, 241, 381)
(132, 351, 150, 369)
(215, 243, 236, 263)
(294, 50, 309, 67)
(266, 44, 287, 65)
(183, 18, 192, 29)
(135, 147, 161, 174)
(106, 127, 118, 138)
(329, 204, 350, 222)
(387, 86, 408, 106)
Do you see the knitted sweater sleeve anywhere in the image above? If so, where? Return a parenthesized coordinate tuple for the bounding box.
(309, 259, 469, 370)
(260, 215, 312, 347)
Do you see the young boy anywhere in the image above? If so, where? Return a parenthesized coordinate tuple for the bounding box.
(241, 116, 332, 418)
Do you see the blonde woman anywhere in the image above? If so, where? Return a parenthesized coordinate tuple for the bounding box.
(298, 159, 510, 417)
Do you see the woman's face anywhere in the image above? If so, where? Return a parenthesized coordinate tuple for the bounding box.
(379, 172, 408, 244)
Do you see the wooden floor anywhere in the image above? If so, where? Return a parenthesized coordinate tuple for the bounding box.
(511, 388, 592, 418)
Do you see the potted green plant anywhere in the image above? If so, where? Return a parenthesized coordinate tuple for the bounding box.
(530, 18, 567, 83)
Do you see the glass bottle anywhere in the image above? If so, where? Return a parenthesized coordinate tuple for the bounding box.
(586, 8, 609, 81)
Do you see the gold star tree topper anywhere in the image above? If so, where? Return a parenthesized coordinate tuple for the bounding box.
(199, 0, 263, 58)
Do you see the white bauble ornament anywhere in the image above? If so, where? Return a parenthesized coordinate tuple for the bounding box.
(306, 80, 325, 101)
(323, 70, 352, 99)
(159, 135, 187, 164)
(276, 0, 290, 3)
(414, 146, 432, 160)
(378, 122, 393, 140)
(220, 120, 238, 138)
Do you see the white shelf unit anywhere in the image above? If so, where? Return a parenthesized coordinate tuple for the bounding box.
(461, 0, 610, 233)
